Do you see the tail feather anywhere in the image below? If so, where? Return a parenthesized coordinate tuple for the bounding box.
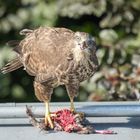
(1, 58, 23, 74)
(7, 40, 20, 47)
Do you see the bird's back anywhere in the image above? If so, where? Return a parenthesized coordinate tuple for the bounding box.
(16, 27, 75, 76)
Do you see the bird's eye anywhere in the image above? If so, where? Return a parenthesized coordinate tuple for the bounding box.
(75, 36, 81, 41)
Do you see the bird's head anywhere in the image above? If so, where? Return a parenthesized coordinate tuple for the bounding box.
(74, 32, 96, 52)
(72, 31, 97, 62)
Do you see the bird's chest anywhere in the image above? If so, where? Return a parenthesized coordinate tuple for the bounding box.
(74, 60, 96, 82)
(70, 49, 98, 82)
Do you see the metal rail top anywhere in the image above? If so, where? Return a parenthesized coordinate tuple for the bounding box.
(0, 102, 140, 118)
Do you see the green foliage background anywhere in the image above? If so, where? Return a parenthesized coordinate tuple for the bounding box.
(0, 0, 140, 102)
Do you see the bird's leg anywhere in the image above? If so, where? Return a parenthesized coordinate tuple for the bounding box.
(69, 96, 84, 118)
(66, 83, 84, 117)
(70, 96, 76, 112)
(45, 101, 54, 129)
(33, 81, 54, 129)
(65, 83, 78, 113)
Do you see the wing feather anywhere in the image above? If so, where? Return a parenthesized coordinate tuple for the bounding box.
(13, 27, 75, 77)
(1, 57, 23, 74)
(35, 73, 57, 84)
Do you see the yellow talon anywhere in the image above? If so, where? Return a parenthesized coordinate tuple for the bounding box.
(70, 97, 84, 118)
(70, 98, 75, 112)
(45, 102, 54, 129)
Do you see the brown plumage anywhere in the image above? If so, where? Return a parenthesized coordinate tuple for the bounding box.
(1, 27, 98, 128)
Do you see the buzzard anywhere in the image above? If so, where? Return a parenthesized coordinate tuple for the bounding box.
(1, 27, 98, 129)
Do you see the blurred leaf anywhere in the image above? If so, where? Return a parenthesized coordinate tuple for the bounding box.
(132, 54, 140, 66)
(100, 14, 122, 28)
(11, 85, 26, 100)
(0, 46, 16, 67)
(58, 0, 106, 18)
(99, 29, 118, 46)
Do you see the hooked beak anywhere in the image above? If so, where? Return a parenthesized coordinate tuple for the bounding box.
(80, 41, 88, 50)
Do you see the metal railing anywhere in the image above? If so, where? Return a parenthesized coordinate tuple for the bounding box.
(0, 102, 140, 118)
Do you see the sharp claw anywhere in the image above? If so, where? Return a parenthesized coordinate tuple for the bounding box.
(44, 115, 54, 129)
(48, 116, 54, 129)
(69, 98, 85, 118)
(70, 107, 75, 113)
(45, 102, 54, 129)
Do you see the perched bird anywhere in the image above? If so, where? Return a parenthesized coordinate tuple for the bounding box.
(1, 27, 98, 129)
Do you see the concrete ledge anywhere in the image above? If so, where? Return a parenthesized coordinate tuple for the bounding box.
(0, 102, 140, 140)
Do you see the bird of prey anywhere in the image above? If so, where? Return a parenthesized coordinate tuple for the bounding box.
(1, 27, 98, 129)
